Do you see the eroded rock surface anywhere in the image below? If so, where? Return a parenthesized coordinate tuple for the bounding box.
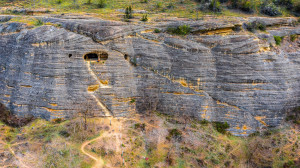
(0, 16, 299, 135)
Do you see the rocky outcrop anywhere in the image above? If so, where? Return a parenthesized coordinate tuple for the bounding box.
(0, 16, 299, 135)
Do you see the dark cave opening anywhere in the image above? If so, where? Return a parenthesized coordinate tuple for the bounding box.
(84, 53, 99, 61)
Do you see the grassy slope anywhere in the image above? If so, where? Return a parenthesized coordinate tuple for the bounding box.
(0, 0, 295, 21)
(0, 112, 299, 168)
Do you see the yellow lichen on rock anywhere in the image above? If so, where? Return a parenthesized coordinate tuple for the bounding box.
(254, 116, 267, 126)
(87, 85, 99, 92)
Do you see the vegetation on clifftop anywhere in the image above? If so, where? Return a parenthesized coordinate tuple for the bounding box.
(0, 0, 299, 21)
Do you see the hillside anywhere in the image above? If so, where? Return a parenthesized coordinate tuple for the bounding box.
(0, 112, 299, 168)
(0, 0, 300, 167)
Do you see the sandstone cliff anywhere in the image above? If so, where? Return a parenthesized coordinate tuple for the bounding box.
(0, 15, 299, 135)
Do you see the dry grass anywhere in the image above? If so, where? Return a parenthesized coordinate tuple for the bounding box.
(0, 112, 299, 168)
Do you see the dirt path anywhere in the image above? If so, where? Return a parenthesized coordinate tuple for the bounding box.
(7, 144, 30, 168)
(80, 132, 107, 168)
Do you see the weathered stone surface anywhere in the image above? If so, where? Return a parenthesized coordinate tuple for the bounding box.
(0, 16, 299, 135)
(42, 17, 148, 41)
(162, 19, 241, 33)
(248, 17, 297, 27)
(0, 15, 14, 22)
(0, 22, 28, 34)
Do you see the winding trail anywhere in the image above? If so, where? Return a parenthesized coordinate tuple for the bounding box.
(81, 132, 107, 168)
(7, 144, 30, 168)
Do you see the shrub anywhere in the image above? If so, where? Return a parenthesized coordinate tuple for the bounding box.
(257, 22, 266, 31)
(154, 28, 161, 33)
(130, 98, 136, 103)
(246, 21, 266, 32)
(167, 25, 191, 35)
(167, 3, 175, 9)
(233, 25, 242, 32)
(294, 1, 300, 16)
(97, 0, 106, 8)
(200, 119, 209, 125)
(34, 18, 44, 26)
(230, 0, 255, 13)
(134, 123, 146, 131)
(156, 2, 163, 8)
(209, 0, 222, 12)
(130, 57, 137, 66)
(57, 0, 62, 4)
(59, 130, 70, 137)
(285, 106, 300, 125)
(140, 0, 148, 3)
(166, 128, 182, 141)
(260, 1, 282, 16)
(124, 6, 133, 19)
(239, 0, 255, 13)
(212, 122, 230, 134)
(274, 36, 284, 45)
(140, 14, 148, 22)
(274, 0, 293, 10)
(290, 34, 297, 42)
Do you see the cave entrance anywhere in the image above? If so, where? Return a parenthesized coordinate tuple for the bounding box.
(84, 51, 109, 62)
(84, 53, 99, 61)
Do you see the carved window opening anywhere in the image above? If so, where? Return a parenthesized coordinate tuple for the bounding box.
(124, 54, 128, 60)
(100, 52, 108, 60)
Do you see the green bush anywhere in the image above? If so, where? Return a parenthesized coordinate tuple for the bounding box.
(290, 34, 297, 42)
(209, 0, 222, 12)
(156, 2, 163, 8)
(274, 36, 284, 45)
(294, 1, 300, 16)
(34, 18, 44, 27)
(140, 0, 148, 3)
(167, 3, 175, 9)
(233, 25, 242, 32)
(140, 14, 148, 22)
(240, 0, 255, 13)
(97, 0, 106, 8)
(246, 21, 266, 32)
(260, 1, 282, 16)
(167, 25, 191, 35)
(230, 0, 255, 13)
(212, 122, 230, 134)
(274, 0, 293, 10)
(285, 106, 300, 125)
(200, 119, 209, 125)
(154, 28, 161, 33)
(134, 123, 146, 131)
(59, 130, 70, 137)
(125, 6, 133, 19)
(166, 128, 182, 141)
(130, 98, 136, 103)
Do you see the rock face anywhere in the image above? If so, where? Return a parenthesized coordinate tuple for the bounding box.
(0, 15, 299, 135)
